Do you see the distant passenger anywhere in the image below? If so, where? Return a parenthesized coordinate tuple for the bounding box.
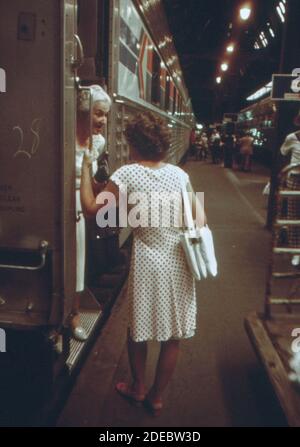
(223, 132, 235, 168)
(189, 128, 197, 159)
(280, 112, 300, 266)
(210, 129, 221, 164)
(80, 111, 207, 416)
(239, 131, 254, 172)
(199, 132, 209, 161)
(72, 85, 112, 341)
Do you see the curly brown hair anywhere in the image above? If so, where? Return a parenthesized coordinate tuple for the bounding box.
(124, 111, 171, 161)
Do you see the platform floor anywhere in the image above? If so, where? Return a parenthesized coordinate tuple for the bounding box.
(57, 160, 289, 427)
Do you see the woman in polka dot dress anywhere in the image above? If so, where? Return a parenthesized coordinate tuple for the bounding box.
(80, 111, 206, 416)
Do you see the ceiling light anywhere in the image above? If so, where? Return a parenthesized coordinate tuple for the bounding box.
(246, 81, 272, 101)
(279, 1, 286, 14)
(240, 5, 252, 21)
(269, 27, 275, 38)
(221, 63, 229, 72)
(226, 44, 235, 53)
(216, 77, 222, 84)
(276, 5, 285, 22)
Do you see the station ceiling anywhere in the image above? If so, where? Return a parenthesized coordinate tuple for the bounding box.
(162, 0, 283, 123)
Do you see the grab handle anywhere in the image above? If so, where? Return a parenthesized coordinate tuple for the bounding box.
(0, 240, 49, 271)
(72, 34, 84, 69)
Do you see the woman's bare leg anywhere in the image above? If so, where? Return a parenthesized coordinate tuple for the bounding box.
(127, 329, 147, 395)
(147, 339, 180, 403)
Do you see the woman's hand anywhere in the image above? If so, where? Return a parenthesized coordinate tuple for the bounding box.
(83, 149, 94, 167)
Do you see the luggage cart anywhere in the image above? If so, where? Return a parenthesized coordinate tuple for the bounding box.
(245, 163, 300, 427)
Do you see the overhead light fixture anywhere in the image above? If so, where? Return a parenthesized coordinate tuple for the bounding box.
(276, 5, 285, 22)
(246, 81, 272, 101)
(226, 44, 235, 53)
(221, 63, 229, 72)
(216, 76, 222, 84)
(269, 27, 275, 38)
(279, 1, 286, 14)
(240, 5, 252, 21)
(259, 31, 268, 47)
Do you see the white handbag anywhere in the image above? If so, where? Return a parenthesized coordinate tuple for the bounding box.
(180, 175, 218, 280)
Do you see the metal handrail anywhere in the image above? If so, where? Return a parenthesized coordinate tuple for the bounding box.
(265, 164, 300, 317)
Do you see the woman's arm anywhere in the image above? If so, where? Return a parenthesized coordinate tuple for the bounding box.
(80, 155, 119, 217)
(280, 134, 295, 156)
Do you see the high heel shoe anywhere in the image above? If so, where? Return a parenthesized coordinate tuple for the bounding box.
(72, 325, 88, 342)
(115, 382, 145, 406)
(144, 397, 163, 417)
(69, 312, 88, 342)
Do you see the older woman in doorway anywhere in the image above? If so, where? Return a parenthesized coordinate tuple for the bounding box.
(280, 112, 300, 267)
(71, 85, 111, 341)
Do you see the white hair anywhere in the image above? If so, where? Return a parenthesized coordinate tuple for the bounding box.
(78, 84, 111, 113)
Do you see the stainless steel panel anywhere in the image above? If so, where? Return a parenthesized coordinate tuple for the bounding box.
(62, 0, 77, 320)
(0, 0, 61, 250)
(0, 0, 77, 326)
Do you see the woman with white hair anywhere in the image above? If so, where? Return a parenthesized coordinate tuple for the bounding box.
(71, 84, 112, 341)
(280, 112, 300, 267)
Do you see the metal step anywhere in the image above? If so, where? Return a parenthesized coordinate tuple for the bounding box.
(66, 311, 101, 372)
(279, 190, 300, 197)
(275, 220, 300, 226)
(272, 272, 300, 279)
(273, 247, 300, 254)
(269, 297, 300, 305)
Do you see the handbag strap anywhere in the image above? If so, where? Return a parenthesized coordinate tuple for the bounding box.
(179, 173, 195, 231)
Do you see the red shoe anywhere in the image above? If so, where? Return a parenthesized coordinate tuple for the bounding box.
(115, 382, 145, 406)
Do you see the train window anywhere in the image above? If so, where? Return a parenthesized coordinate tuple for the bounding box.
(77, 0, 109, 83)
(151, 51, 161, 106)
(178, 97, 182, 117)
(165, 75, 171, 112)
(96, 0, 110, 82)
(173, 89, 177, 115)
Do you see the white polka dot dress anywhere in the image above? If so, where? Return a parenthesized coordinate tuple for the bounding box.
(110, 163, 197, 342)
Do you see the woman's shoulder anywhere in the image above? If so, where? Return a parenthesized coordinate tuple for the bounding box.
(112, 163, 136, 173)
(110, 163, 137, 182)
(168, 164, 189, 181)
(286, 132, 300, 141)
(170, 164, 188, 174)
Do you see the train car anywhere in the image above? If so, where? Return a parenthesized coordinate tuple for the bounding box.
(0, 0, 195, 424)
(237, 96, 277, 165)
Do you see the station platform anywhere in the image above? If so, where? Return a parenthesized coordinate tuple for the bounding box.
(57, 160, 289, 427)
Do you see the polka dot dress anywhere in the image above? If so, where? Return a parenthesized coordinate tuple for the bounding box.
(110, 163, 197, 342)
